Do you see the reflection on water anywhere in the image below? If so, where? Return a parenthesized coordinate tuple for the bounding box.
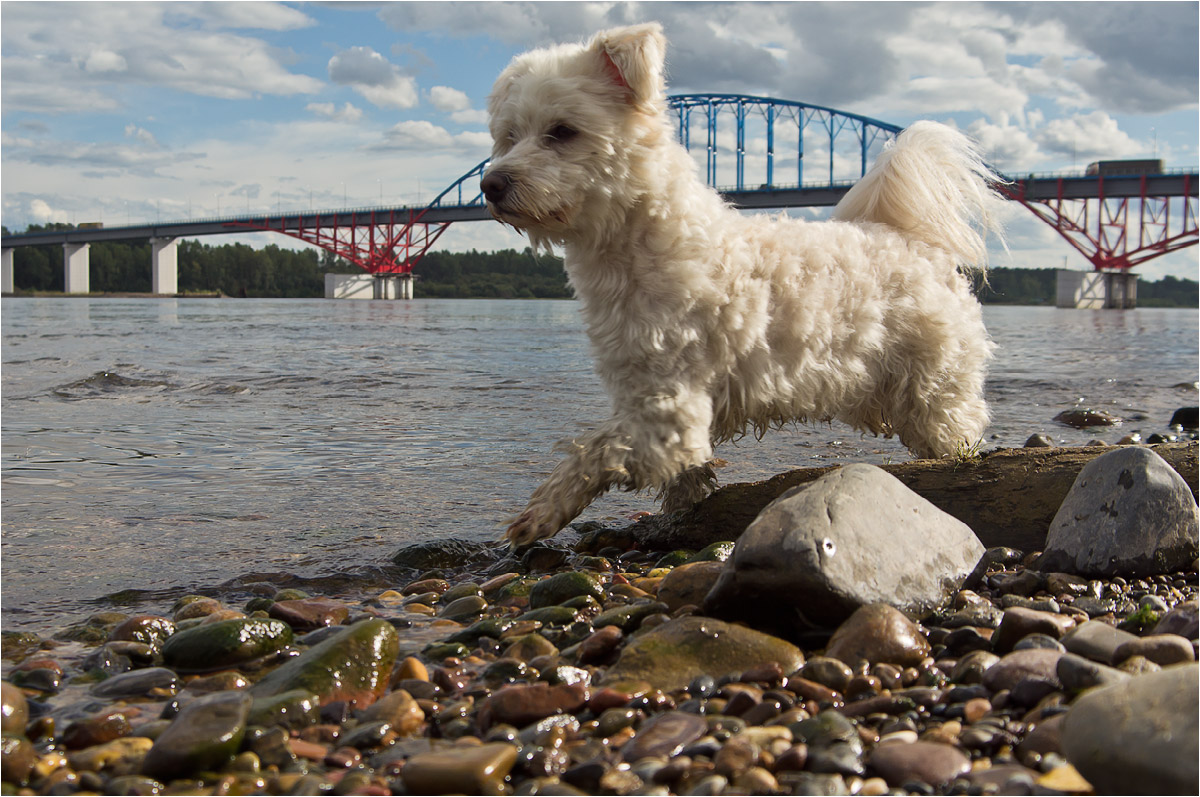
(2, 298, 1197, 631)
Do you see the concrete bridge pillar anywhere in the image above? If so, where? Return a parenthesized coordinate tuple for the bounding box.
(2, 248, 13, 294)
(63, 242, 90, 294)
(151, 237, 178, 295)
(399, 273, 413, 300)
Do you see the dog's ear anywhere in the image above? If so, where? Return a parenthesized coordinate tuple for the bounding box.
(588, 23, 666, 109)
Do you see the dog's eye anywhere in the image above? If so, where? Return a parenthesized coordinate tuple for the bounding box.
(545, 124, 578, 145)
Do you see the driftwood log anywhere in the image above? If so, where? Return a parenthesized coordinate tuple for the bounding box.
(632, 442, 1198, 553)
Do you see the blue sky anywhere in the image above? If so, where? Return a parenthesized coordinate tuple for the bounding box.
(2, 1, 1197, 279)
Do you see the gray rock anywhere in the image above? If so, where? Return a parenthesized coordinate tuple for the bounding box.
(703, 464, 985, 633)
(1153, 600, 1198, 639)
(1035, 446, 1199, 577)
(1062, 663, 1199, 795)
(1060, 621, 1141, 665)
(1056, 652, 1130, 692)
(90, 667, 179, 699)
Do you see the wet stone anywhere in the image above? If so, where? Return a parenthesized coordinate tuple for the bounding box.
(268, 598, 349, 631)
(477, 682, 589, 729)
(91, 667, 179, 699)
(1, 682, 29, 735)
(656, 562, 725, 613)
(1153, 599, 1198, 638)
(802, 656, 854, 692)
(62, 709, 133, 749)
(619, 711, 708, 761)
(603, 616, 804, 693)
(401, 741, 518, 796)
(867, 740, 971, 787)
(109, 615, 176, 650)
(529, 572, 604, 609)
(162, 617, 294, 672)
(824, 603, 932, 668)
(250, 618, 399, 707)
(141, 689, 252, 779)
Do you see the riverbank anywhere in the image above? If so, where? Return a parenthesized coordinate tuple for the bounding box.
(2, 441, 1197, 795)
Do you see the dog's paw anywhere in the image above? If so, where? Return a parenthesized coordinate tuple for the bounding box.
(504, 508, 563, 548)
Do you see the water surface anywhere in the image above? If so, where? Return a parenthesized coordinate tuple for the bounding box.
(2, 298, 1196, 631)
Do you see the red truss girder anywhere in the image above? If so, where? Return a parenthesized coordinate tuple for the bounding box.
(1004, 175, 1197, 271)
(232, 209, 450, 275)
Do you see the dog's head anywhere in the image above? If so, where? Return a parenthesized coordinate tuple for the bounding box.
(480, 23, 669, 246)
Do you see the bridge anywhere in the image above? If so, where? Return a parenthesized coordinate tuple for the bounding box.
(2, 93, 1196, 295)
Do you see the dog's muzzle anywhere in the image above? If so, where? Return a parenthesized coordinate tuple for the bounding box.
(480, 171, 512, 206)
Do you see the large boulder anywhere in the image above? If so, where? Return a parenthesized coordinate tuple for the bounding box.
(1062, 664, 1199, 794)
(1035, 446, 1198, 577)
(703, 464, 985, 635)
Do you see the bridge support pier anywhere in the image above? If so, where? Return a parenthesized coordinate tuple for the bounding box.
(1056, 269, 1138, 309)
(2, 248, 13, 294)
(63, 242, 90, 294)
(151, 237, 178, 295)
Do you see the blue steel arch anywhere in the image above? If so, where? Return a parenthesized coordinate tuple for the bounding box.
(669, 94, 902, 191)
(425, 93, 903, 211)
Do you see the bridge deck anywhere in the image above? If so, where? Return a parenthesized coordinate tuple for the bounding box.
(2, 173, 1195, 248)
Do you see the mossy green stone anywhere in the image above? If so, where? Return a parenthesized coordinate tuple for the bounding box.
(518, 606, 580, 626)
(440, 583, 483, 603)
(250, 618, 399, 707)
(162, 618, 294, 673)
(529, 572, 603, 609)
(447, 617, 515, 646)
(593, 601, 671, 632)
(603, 616, 805, 692)
(655, 550, 696, 568)
(688, 541, 736, 563)
(141, 690, 252, 779)
(244, 597, 275, 613)
(272, 589, 310, 601)
(246, 689, 320, 731)
(497, 578, 537, 601)
(422, 641, 470, 660)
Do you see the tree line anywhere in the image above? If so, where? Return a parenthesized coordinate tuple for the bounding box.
(3, 223, 1196, 306)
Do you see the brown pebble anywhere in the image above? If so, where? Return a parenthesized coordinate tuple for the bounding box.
(394, 656, 429, 682)
(963, 697, 992, 724)
(773, 743, 808, 772)
(713, 735, 759, 777)
(578, 625, 623, 664)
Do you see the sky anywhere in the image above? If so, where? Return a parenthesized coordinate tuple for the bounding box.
(2, 1, 1197, 280)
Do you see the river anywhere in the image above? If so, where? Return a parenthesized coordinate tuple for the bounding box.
(2, 298, 1196, 632)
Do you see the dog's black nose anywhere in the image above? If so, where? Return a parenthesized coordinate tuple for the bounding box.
(480, 171, 511, 204)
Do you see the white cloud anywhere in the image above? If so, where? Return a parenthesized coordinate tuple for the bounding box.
(306, 102, 365, 123)
(328, 46, 418, 110)
(0, 2, 322, 113)
(429, 86, 471, 112)
(30, 198, 69, 224)
(124, 124, 159, 148)
(1037, 112, 1146, 162)
(375, 121, 491, 152)
(84, 50, 127, 74)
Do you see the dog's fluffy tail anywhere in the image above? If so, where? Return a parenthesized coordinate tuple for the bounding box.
(832, 121, 1005, 272)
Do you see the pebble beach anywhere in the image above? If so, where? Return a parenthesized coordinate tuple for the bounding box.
(2, 439, 1198, 796)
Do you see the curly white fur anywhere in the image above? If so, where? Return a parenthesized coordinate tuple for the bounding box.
(482, 23, 1004, 546)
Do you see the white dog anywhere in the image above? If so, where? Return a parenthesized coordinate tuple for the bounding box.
(482, 23, 1002, 546)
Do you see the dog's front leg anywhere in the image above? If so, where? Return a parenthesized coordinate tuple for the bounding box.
(506, 393, 713, 546)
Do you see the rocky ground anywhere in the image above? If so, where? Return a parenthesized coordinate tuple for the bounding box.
(2, 441, 1198, 796)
